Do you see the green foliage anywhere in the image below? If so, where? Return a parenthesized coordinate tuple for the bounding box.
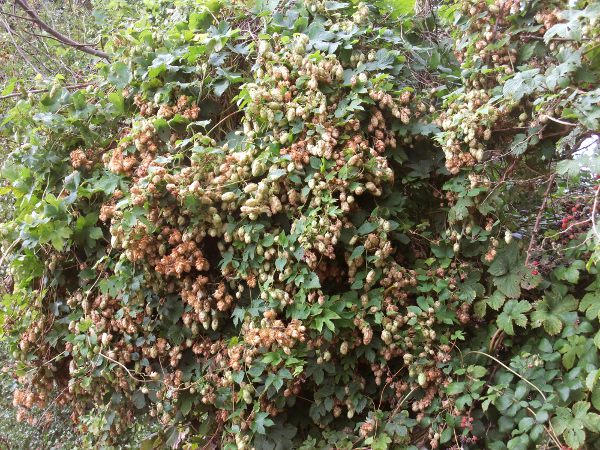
(0, 0, 100, 92)
(0, 0, 600, 449)
(551, 401, 600, 449)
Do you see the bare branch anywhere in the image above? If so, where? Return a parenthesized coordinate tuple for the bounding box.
(0, 9, 36, 23)
(525, 172, 557, 266)
(18, 26, 100, 47)
(12, 0, 109, 60)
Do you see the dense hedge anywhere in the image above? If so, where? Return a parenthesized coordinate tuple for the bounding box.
(1, 0, 600, 448)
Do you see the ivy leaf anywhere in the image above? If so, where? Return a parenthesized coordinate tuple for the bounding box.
(254, 421, 297, 450)
(497, 300, 531, 335)
(148, 53, 176, 78)
(89, 171, 122, 195)
(334, 94, 364, 118)
(188, 11, 213, 31)
(42, 223, 73, 251)
(518, 42, 540, 63)
(448, 197, 472, 222)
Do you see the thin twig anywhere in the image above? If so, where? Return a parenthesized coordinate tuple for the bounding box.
(18, 26, 100, 48)
(591, 184, 600, 242)
(525, 172, 557, 266)
(0, 9, 36, 23)
(206, 109, 242, 137)
(0, 82, 94, 100)
(0, 14, 43, 75)
(546, 116, 577, 127)
(98, 351, 148, 383)
(467, 350, 547, 401)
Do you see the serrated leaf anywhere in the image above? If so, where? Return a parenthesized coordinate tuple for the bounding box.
(132, 390, 146, 409)
(503, 69, 542, 101)
(595, 330, 600, 349)
(510, 133, 528, 156)
(371, 433, 392, 450)
(446, 382, 465, 395)
(304, 272, 321, 289)
(108, 92, 125, 114)
(108, 62, 132, 89)
(253, 411, 274, 434)
(488, 244, 526, 298)
(560, 335, 587, 370)
(580, 291, 600, 320)
(312, 309, 340, 333)
(497, 300, 531, 335)
(531, 286, 577, 336)
(487, 291, 506, 311)
(593, 384, 600, 411)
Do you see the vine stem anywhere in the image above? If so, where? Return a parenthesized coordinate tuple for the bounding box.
(466, 351, 546, 401)
(0, 238, 21, 271)
(98, 351, 148, 383)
